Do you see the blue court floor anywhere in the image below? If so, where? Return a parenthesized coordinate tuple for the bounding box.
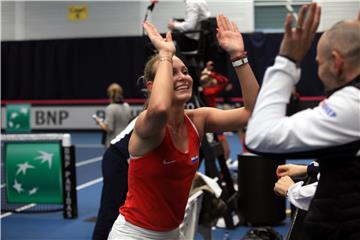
(1, 132, 308, 240)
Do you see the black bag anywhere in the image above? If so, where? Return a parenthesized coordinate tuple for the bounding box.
(242, 227, 282, 240)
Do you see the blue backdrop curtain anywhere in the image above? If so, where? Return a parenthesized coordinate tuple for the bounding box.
(1, 33, 324, 101)
(221, 32, 324, 98)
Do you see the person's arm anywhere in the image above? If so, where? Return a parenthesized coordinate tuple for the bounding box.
(246, 58, 360, 154)
(276, 162, 319, 178)
(287, 181, 318, 211)
(217, 14, 258, 112)
(96, 117, 110, 133)
(274, 175, 318, 211)
(134, 22, 175, 140)
(210, 72, 228, 85)
(276, 164, 308, 178)
(103, 106, 114, 133)
(202, 73, 228, 96)
(171, 2, 199, 32)
(95, 106, 113, 133)
(245, 3, 318, 152)
(246, 4, 360, 153)
(193, 14, 259, 133)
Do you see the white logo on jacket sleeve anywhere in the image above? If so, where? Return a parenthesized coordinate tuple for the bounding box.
(320, 101, 337, 117)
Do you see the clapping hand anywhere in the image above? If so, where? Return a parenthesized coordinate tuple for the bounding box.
(274, 176, 295, 196)
(143, 21, 175, 57)
(276, 164, 307, 178)
(216, 14, 245, 60)
(279, 3, 321, 64)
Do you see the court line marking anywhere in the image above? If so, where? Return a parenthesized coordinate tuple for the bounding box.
(1, 203, 39, 219)
(75, 144, 104, 148)
(1, 156, 103, 189)
(76, 177, 103, 190)
(75, 156, 102, 167)
(1, 212, 12, 218)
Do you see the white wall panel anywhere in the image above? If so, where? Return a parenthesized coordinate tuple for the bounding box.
(1, 1, 16, 40)
(208, 1, 254, 32)
(317, 0, 360, 32)
(2, 0, 358, 41)
(24, 1, 144, 39)
(2, 1, 254, 41)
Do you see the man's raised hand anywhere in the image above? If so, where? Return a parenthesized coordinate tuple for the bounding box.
(279, 3, 321, 64)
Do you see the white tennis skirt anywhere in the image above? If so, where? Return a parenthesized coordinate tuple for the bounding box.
(108, 214, 184, 240)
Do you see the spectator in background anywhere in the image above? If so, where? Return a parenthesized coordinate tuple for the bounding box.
(200, 60, 232, 161)
(200, 60, 229, 107)
(246, 3, 360, 239)
(167, 0, 211, 51)
(94, 83, 132, 147)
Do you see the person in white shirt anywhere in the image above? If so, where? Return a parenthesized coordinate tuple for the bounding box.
(274, 162, 319, 211)
(245, 3, 360, 239)
(168, 0, 211, 51)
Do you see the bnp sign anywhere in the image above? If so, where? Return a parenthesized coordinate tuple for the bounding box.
(6, 104, 31, 133)
(5, 142, 63, 204)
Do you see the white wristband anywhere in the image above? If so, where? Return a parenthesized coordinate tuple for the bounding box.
(232, 57, 248, 68)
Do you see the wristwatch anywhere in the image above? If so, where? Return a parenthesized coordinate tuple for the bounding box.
(232, 57, 248, 68)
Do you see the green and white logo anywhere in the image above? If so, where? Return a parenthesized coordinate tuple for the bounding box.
(5, 142, 63, 204)
(6, 104, 31, 133)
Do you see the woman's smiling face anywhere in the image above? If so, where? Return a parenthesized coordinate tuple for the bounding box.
(171, 56, 193, 103)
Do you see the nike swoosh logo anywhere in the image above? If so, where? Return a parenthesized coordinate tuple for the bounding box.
(163, 159, 176, 165)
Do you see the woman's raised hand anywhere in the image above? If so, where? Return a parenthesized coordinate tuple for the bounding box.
(143, 21, 176, 57)
(216, 14, 245, 60)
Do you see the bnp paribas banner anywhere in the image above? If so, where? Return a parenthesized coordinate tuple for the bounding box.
(1, 105, 144, 130)
(5, 142, 63, 204)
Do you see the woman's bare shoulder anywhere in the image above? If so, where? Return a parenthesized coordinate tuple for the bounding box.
(185, 108, 209, 138)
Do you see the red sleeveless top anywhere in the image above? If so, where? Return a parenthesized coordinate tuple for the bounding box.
(120, 115, 200, 231)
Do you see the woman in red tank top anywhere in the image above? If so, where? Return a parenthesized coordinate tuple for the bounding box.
(108, 14, 260, 240)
